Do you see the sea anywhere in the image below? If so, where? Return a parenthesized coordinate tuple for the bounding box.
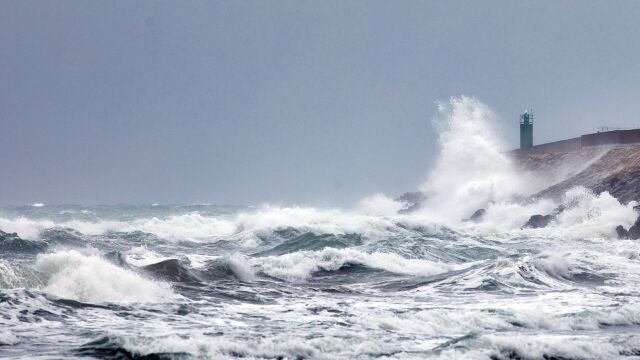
(2, 97, 640, 359)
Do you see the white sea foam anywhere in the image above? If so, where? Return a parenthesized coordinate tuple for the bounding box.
(224, 253, 256, 282)
(357, 193, 404, 216)
(0, 262, 44, 289)
(106, 333, 321, 360)
(62, 213, 238, 240)
(96, 300, 640, 360)
(103, 331, 429, 360)
(252, 247, 454, 281)
(0, 205, 394, 242)
(33, 250, 175, 304)
(356, 307, 511, 335)
(0, 330, 19, 345)
(0, 189, 633, 246)
(532, 253, 574, 279)
(483, 334, 620, 359)
(553, 187, 638, 237)
(0, 217, 54, 239)
(452, 187, 637, 240)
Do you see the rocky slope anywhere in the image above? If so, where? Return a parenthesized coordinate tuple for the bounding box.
(396, 144, 640, 213)
(515, 145, 640, 204)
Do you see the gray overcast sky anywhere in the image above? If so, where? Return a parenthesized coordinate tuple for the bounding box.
(1, 1, 639, 206)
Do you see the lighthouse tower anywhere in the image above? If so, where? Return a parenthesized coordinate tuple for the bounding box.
(520, 110, 533, 149)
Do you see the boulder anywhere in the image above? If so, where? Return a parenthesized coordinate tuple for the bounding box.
(142, 259, 201, 283)
(616, 225, 629, 239)
(465, 208, 486, 223)
(395, 191, 428, 214)
(520, 204, 567, 229)
(522, 214, 554, 229)
(628, 216, 640, 240)
(552, 205, 566, 215)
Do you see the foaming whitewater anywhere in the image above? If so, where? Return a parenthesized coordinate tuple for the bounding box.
(2, 97, 640, 359)
(33, 250, 175, 304)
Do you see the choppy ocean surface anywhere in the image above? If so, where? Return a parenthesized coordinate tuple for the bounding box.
(1, 197, 640, 360)
(3, 98, 640, 359)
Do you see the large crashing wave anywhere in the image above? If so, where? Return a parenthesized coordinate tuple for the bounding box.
(32, 250, 175, 304)
(418, 96, 527, 221)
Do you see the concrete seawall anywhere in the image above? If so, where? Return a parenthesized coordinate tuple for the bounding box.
(511, 129, 640, 155)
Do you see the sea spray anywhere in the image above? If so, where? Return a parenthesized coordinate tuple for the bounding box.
(224, 253, 256, 281)
(419, 96, 527, 222)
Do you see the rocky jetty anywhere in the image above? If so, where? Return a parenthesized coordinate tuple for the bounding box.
(513, 145, 640, 235)
(396, 144, 640, 236)
(514, 145, 640, 204)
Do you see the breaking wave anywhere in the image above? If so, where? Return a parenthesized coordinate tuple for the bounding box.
(252, 247, 456, 281)
(0, 188, 635, 246)
(32, 250, 175, 304)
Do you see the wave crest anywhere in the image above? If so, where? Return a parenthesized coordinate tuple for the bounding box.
(253, 247, 454, 281)
(33, 250, 175, 304)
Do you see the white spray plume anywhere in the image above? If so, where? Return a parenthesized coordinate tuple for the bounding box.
(419, 96, 525, 222)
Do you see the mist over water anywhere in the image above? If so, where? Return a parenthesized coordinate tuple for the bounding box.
(2, 97, 640, 359)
